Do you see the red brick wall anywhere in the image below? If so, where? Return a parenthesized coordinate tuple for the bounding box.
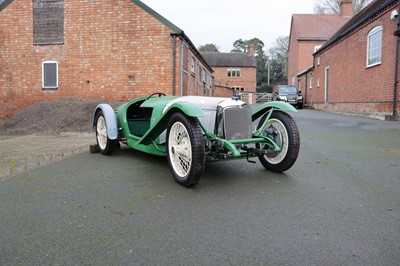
(0, 0, 210, 122)
(288, 29, 299, 85)
(288, 26, 326, 86)
(213, 85, 234, 97)
(212, 66, 256, 92)
(309, 5, 400, 114)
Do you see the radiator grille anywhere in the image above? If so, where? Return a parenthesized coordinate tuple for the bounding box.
(223, 106, 252, 140)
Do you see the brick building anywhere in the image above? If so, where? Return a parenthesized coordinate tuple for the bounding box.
(300, 0, 400, 119)
(288, 1, 351, 89)
(202, 51, 257, 94)
(0, 0, 222, 123)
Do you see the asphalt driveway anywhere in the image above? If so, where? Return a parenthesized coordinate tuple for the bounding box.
(1, 110, 399, 265)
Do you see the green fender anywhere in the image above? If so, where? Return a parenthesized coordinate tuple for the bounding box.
(252, 101, 297, 121)
(137, 101, 204, 146)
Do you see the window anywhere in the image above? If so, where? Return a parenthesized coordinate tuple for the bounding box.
(191, 57, 195, 74)
(197, 63, 203, 84)
(227, 68, 241, 78)
(42, 61, 58, 89)
(206, 72, 211, 89)
(33, 0, 64, 45)
(317, 57, 320, 66)
(367, 26, 382, 67)
(309, 77, 313, 89)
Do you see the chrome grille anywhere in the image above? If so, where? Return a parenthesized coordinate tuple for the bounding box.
(223, 106, 252, 140)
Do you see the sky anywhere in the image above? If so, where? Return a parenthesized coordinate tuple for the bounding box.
(142, 0, 317, 53)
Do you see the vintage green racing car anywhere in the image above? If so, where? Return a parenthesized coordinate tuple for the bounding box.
(93, 92, 300, 187)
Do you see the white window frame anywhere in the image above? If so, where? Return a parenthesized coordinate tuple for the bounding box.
(227, 68, 241, 78)
(366, 26, 382, 67)
(42, 61, 58, 89)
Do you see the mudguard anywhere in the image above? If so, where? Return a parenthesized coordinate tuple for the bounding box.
(93, 104, 118, 140)
(252, 101, 297, 121)
(136, 101, 204, 147)
(163, 101, 204, 117)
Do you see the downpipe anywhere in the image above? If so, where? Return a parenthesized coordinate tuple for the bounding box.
(388, 4, 400, 121)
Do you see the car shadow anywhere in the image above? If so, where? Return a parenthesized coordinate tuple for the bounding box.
(107, 145, 297, 191)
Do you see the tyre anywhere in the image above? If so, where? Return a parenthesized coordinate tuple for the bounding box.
(95, 110, 114, 155)
(166, 112, 205, 187)
(257, 110, 300, 172)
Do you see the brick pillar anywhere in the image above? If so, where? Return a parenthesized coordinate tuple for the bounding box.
(248, 43, 255, 56)
(340, 0, 353, 18)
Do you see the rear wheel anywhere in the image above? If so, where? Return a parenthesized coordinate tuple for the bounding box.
(95, 111, 114, 155)
(257, 111, 300, 172)
(166, 113, 205, 187)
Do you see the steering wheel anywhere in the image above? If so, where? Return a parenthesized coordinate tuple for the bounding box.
(146, 92, 166, 100)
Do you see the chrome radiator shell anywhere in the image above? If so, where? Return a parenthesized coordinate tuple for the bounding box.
(216, 105, 252, 140)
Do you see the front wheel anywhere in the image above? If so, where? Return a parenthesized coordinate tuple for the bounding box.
(257, 111, 300, 172)
(166, 113, 205, 187)
(95, 111, 115, 155)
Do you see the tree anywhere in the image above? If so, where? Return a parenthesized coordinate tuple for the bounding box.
(198, 43, 220, 52)
(231, 38, 265, 57)
(265, 36, 289, 88)
(231, 38, 267, 90)
(314, 0, 373, 14)
(230, 37, 289, 92)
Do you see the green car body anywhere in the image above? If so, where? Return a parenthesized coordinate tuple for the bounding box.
(93, 93, 300, 187)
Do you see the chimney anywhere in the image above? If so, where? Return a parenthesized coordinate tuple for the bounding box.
(248, 43, 255, 56)
(340, 0, 353, 18)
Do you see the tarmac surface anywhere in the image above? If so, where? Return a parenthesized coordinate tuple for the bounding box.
(0, 110, 396, 180)
(0, 110, 399, 265)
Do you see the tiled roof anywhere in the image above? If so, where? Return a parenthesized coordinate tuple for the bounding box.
(201, 52, 257, 67)
(0, 0, 12, 11)
(291, 14, 349, 41)
(317, 0, 398, 53)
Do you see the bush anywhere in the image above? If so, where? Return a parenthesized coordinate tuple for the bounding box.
(257, 83, 273, 93)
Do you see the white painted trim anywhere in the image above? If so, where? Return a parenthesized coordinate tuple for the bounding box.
(42, 60, 58, 89)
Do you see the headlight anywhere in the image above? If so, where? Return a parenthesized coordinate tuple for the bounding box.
(278, 96, 287, 101)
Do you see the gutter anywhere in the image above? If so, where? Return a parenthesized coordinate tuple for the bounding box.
(392, 31, 399, 120)
(172, 34, 177, 96)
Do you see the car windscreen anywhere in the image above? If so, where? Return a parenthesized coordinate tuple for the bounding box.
(279, 86, 297, 94)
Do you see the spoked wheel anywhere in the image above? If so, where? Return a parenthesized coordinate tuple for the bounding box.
(95, 111, 114, 155)
(166, 113, 205, 187)
(257, 110, 300, 172)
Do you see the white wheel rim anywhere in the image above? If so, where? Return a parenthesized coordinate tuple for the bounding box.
(168, 122, 192, 178)
(263, 118, 289, 164)
(96, 116, 108, 150)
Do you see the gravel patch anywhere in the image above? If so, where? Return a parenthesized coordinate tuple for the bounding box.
(0, 97, 122, 135)
(0, 97, 123, 179)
